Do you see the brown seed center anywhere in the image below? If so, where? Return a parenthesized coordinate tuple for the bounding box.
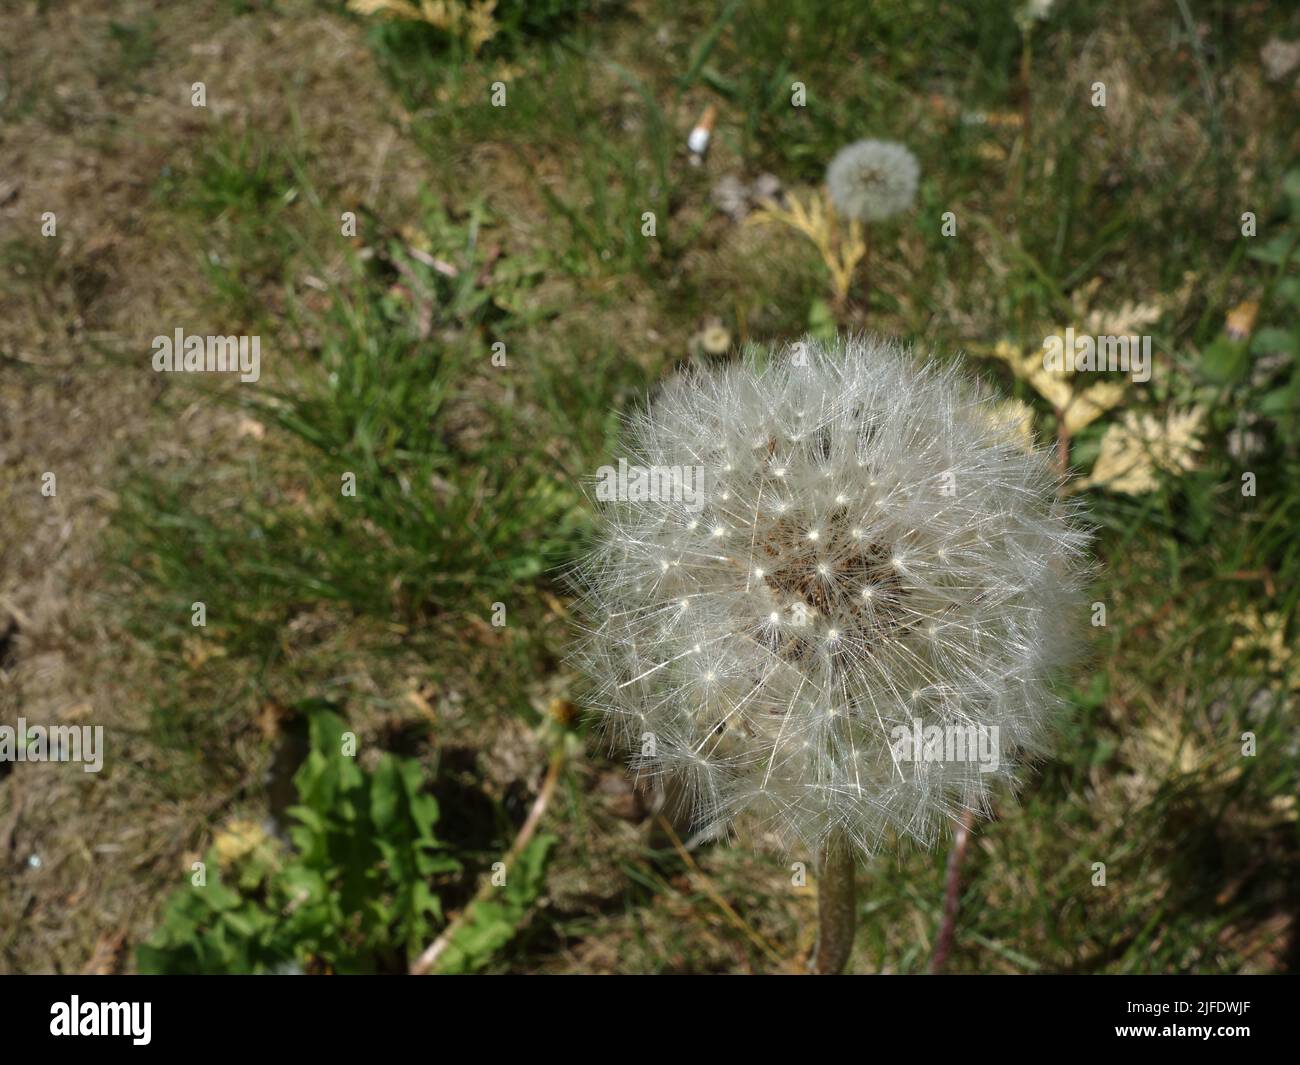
(759, 512, 908, 650)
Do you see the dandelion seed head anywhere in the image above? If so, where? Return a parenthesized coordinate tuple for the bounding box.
(570, 335, 1090, 857)
(825, 139, 920, 222)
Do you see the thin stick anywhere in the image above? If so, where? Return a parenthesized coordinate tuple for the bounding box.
(410, 748, 565, 975)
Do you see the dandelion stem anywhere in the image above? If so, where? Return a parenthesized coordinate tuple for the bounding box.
(858, 224, 871, 315)
(811, 831, 856, 974)
(1054, 409, 1071, 474)
(928, 807, 975, 973)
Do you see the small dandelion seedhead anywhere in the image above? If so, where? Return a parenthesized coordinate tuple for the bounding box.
(571, 335, 1090, 859)
(825, 139, 920, 222)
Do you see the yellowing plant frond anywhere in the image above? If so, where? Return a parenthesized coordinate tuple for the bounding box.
(749, 189, 866, 307)
(348, 0, 498, 54)
(1075, 408, 1205, 495)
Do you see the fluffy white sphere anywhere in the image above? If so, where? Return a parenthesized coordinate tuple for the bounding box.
(825, 139, 920, 222)
(572, 336, 1089, 858)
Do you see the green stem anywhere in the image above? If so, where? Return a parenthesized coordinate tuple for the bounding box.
(811, 833, 856, 974)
